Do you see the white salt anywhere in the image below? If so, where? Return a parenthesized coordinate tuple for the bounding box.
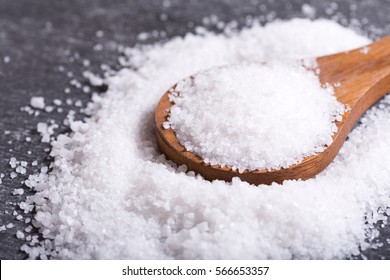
(82, 86, 90, 93)
(3, 56, 11, 64)
(6, 223, 14, 229)
(22, 19, 390, 260)
(137, 32, 149, 41)
(360, 46, 370, 54)
(301, 4, 316, 18)
(30, 97, 45, 109)
(53, 99, 62, 106)
(166, 62, 345, 171)
(83, 71, 104, 87)
(82, 59, 91, 67)
(45, 106, 55, 113)
(37, 122, 58, 143)
(96, 30, 104, 38)
(16, 231, 25, 239)
(13, 188, 24, 195)
(93, 44, 103, 51)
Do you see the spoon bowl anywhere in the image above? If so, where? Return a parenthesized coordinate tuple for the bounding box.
(155, 36, 390, 185)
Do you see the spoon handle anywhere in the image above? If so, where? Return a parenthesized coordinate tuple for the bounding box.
(317, 35, 390, 108)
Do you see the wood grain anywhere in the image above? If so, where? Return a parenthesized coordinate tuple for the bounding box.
(155, 36, 390, 185)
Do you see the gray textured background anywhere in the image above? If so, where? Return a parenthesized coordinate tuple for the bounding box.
(0, 0, 389, 259)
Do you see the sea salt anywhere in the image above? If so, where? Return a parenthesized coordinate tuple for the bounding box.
(6, 223, 14, 229)
(53, 99, 62, 106)
(96, 30, 104, 38)
(12, 188, 24, 195)
(3, 56, 11, 64)
(22, 18, 390, 260)
(301, 4, 316, 18)
(166, 62, 345, 171)
(30, 97, 45, 109)
(83, 71, 104, 87)
(360, 46, 370, 54)
(16, 230, 25, 239)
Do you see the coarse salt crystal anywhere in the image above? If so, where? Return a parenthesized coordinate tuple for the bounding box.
(16, 231, 25, 239)
(30, 97, 46, 109)
(3, 56, 11, 63)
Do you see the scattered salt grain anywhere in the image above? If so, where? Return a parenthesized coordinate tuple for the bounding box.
(82, 86, 90, 93)
(137, 32, 149, 41)
(301, 4, 316, 18)
(6, 223, 14, 229)
(15, 166, 26, 175)
(3, 56, 11, 63)
(82, 59, 91, 67)
(360, 46, 370, 54)
(53, 99, 62, 106)
(74, 100, 83, 107)
(16, 231, 25, 239)
(160, 13, 168, 21)
(12, 188, 24, 195)
(83, 71, 104, 87)
(45, 106, 55, 113)
(96, 30, 104, 38)
(0, 225, 6, 232)
(30, 97, 45, 109)
(93, 44, 103, 51)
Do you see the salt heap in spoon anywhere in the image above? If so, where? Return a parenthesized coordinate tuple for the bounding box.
(166, 61, 346, 171)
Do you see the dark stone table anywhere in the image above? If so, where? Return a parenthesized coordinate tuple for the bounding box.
(0, 0, 389, 259)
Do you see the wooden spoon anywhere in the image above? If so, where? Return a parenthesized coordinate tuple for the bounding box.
(155, 36, 390, 185)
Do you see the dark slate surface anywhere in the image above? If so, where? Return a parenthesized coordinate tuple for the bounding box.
(0, 0, 389, 260)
